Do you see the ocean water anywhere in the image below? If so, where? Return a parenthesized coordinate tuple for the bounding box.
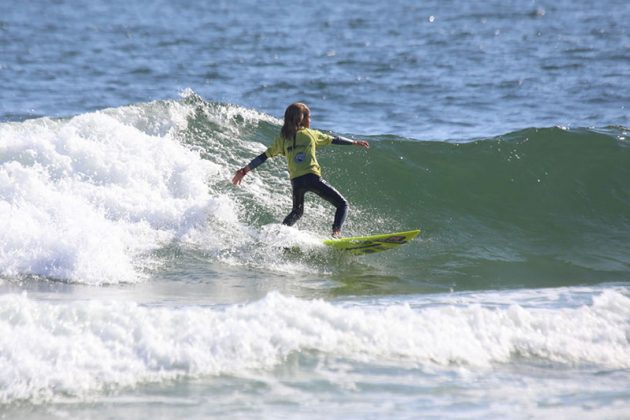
(1, 0, 629, 418)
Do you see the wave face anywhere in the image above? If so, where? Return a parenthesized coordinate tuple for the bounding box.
(342, 125, 630, 288)
(1, 94, 629, 288)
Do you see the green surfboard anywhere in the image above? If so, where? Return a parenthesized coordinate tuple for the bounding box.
(323, 229, 420, 255)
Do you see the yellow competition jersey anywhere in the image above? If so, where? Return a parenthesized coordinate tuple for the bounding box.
(264, 128, 334, 179)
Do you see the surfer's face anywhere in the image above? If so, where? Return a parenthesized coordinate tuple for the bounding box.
(302, 113, 311, 128)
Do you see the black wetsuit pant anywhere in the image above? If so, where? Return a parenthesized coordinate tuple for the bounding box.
(282, 173, 348, 231)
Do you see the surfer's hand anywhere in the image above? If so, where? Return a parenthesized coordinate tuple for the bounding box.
(232, 167, 248, 185)
(354, 140, 369, 149)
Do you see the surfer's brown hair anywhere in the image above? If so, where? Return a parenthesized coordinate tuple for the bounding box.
(281, 103, 310, 141)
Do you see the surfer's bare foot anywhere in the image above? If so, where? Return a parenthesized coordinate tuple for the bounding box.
(332, 229, 341, 239)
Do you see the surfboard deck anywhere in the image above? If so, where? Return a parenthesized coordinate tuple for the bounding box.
(323, 229, 420, 255)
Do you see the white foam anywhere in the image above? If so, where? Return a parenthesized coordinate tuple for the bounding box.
(0, 101, 238, 284)
(1, 289, 628, 403)
(0, 95, 347, 283)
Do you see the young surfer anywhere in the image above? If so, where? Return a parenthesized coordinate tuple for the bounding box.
(231, 102, 369, 238)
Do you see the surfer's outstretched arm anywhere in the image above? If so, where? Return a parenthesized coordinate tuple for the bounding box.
(332, 136, 370, 149)
(232, 152, 268, 185)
